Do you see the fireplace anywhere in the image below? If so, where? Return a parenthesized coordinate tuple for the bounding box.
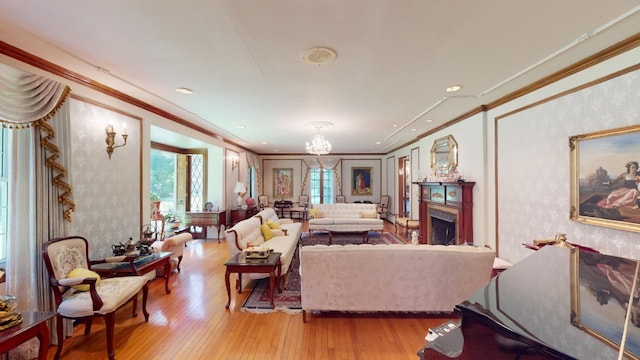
(415, 181, 475, 245)
(430, 209, 457, 245)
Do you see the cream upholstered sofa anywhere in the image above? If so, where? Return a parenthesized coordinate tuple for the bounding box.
(308, 203, 384, 233)
(299, 244, 495, 321)
(150, 232, 192, 273)
(225, 207, 302, 281)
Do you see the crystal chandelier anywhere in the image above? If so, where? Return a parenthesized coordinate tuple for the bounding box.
(305, 123, 332, 155)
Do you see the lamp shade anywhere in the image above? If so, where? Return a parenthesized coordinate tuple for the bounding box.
(234, 182, 246, 194)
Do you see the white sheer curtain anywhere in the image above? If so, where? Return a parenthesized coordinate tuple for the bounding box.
(1, 63, 74, 358)
(303, 157, 342, 195)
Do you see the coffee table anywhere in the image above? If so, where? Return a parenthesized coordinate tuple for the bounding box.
(224, 252, 282, 309)
(328, 230, 369, 245)
(92, 252, 173, 294)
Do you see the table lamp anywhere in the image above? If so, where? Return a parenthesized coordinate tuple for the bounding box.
(234, 182, 246, 207)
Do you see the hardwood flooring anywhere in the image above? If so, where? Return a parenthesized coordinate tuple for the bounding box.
(46, 221, 457, 359)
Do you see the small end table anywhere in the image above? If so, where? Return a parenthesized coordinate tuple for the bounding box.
(224, 252, 282, 309)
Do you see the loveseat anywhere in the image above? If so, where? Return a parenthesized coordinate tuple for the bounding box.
(299, 244, 495, 321)
(225, 208, 302, 282)
(308, 203, 384, 233)
(150, 232, 193, 273)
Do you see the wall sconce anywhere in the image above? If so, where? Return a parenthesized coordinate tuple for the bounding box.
(105, 124, 128, 159)
(231, 156, 239, 171)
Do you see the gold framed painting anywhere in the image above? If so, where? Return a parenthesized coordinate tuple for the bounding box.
(569, 124, 640, 232)
(351, 167, 372, 195)
(273, 168, 293, 197)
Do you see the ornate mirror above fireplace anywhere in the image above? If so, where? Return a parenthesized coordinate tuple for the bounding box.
(430, 135, 458, 175)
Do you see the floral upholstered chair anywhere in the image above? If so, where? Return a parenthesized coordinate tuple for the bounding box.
(42, 236, 149, 360)
(258, 195, 270, 210)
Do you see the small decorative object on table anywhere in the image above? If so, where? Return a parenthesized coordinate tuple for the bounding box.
(0, 295, 22, 331)
(244, 247, 273, 259)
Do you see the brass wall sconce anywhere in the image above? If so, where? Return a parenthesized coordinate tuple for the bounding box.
(105, 124, 128, 159)
(231, 156, 239, 171)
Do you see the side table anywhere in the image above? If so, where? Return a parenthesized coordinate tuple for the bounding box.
(224, 252, 282, 309)
(0, 311, 56, 360)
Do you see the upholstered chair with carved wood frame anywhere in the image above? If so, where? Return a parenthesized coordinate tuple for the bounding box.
(258, 195, 270, 210)
(290, 194, 310, 220)
(42, 236, 149, 360)
(335, 194, 346, 203)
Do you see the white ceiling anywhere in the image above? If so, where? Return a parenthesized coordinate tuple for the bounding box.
(1, 1, 639, 154)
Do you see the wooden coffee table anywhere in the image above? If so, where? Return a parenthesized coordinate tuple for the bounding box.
(224, 252, 282, 309)
(328, 230, 369, 245)
(92, 252, 173, 294)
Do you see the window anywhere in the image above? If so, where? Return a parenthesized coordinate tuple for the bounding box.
(0, 128, 7, 264)
(310, 168, 333, 204)
(150, 149, 177, 214)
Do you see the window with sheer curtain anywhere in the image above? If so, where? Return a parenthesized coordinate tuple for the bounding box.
(310, 168, 334, 204)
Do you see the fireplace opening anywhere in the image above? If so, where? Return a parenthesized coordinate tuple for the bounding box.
(430, 209, 456, 245)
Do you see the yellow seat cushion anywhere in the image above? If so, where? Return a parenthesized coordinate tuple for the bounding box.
(67, 267, 101, 292)
(261, 223, 274, 241)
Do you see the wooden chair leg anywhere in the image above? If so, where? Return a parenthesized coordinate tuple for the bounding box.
(84, 318, 92, 335)
(132, 294, 138, 317)
(54, 314, 64, 360)
(141, 284, 150, 321)
(104, 312, 116, 360)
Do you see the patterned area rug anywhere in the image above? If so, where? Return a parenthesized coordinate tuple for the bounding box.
(241, 231, 405, 313)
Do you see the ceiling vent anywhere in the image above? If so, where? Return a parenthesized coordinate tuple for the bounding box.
(301, 47, 337, 66)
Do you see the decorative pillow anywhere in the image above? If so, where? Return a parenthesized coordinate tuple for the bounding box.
(260, 223, 274, 241)
(308, 208, 317, 218)
(271, 229, 285, 237)
(360, 211, 378, 219)
(67, 267, 101, 292)
(314, 210, 325, 219)
(266, 219, 281, 229)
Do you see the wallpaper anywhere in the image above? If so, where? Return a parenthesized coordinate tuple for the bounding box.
(66, 98, 141, 260)
(498, 68, 640, 264)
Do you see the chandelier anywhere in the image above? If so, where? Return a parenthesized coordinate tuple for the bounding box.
(305, 122, 333, 155)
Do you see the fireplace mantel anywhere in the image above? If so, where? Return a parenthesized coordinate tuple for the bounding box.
(414, 181, 475, 245)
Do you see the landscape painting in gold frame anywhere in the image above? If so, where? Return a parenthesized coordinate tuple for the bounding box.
(569, 124, 640, 232)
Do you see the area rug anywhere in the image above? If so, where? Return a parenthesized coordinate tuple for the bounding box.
(241, 231, 405, 313)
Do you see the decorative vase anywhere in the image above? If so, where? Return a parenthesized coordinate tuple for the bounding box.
(411, 231, 419, 245)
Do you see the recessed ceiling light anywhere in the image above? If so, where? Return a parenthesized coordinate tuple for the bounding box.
(446, 85, 462, 93)
(237, 125, 245, 129)
(411, 128, 417, 131)
(425, 119, 433, 123)
(273, 149, 279, 152)
(375, 141, 381, 145)
(176, 87, 193, 94)
(392, 124, 398, 127)
(261, 141, 268, 145)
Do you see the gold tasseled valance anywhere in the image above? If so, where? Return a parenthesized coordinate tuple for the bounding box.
(0, 62, 75, 222)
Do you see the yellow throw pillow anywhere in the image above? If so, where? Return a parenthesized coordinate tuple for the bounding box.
(360, 211, 378, 219)
(67, 267, 101, 292)
(260, 223, 274, 241)
(266, 219, 281, 229)
(308, 208, 317, 218)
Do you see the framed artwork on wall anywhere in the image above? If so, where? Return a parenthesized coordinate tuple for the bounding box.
(273, 168, 293, 198)
(569, 124, 640, 232)
(570, 249, 640, 359)
(351, 167, 372, 195)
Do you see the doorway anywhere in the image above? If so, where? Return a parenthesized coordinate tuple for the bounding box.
(398, 156, 410, 218)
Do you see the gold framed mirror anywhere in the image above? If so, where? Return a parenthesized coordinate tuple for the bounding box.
(430, 135, 458, 175)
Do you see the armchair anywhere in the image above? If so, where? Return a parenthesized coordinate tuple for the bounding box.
(42, 236, 149, 360)
(258, 195, 270, 210)
(376, 195, 390, 220)
(290, 194, 309, 220)
(336, 195, 346, 203)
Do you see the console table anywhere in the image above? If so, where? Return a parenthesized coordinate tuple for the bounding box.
(230, 207, 258, 227)
(185, 210, 226, 241)
(414, 181, 474, 244)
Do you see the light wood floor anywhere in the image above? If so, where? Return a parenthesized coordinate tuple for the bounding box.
(46, 221, 457, 359)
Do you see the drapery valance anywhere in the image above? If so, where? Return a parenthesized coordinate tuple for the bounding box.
(0, 63, 75, 221)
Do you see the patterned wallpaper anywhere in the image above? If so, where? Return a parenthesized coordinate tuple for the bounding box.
(66, 98, 141, 260)
(498, 68, 640, 264)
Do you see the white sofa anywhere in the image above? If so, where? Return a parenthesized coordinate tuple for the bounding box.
(308, 203, 384, 233)
(225, 208, 302, 281)
(300, 244, 495, 321)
